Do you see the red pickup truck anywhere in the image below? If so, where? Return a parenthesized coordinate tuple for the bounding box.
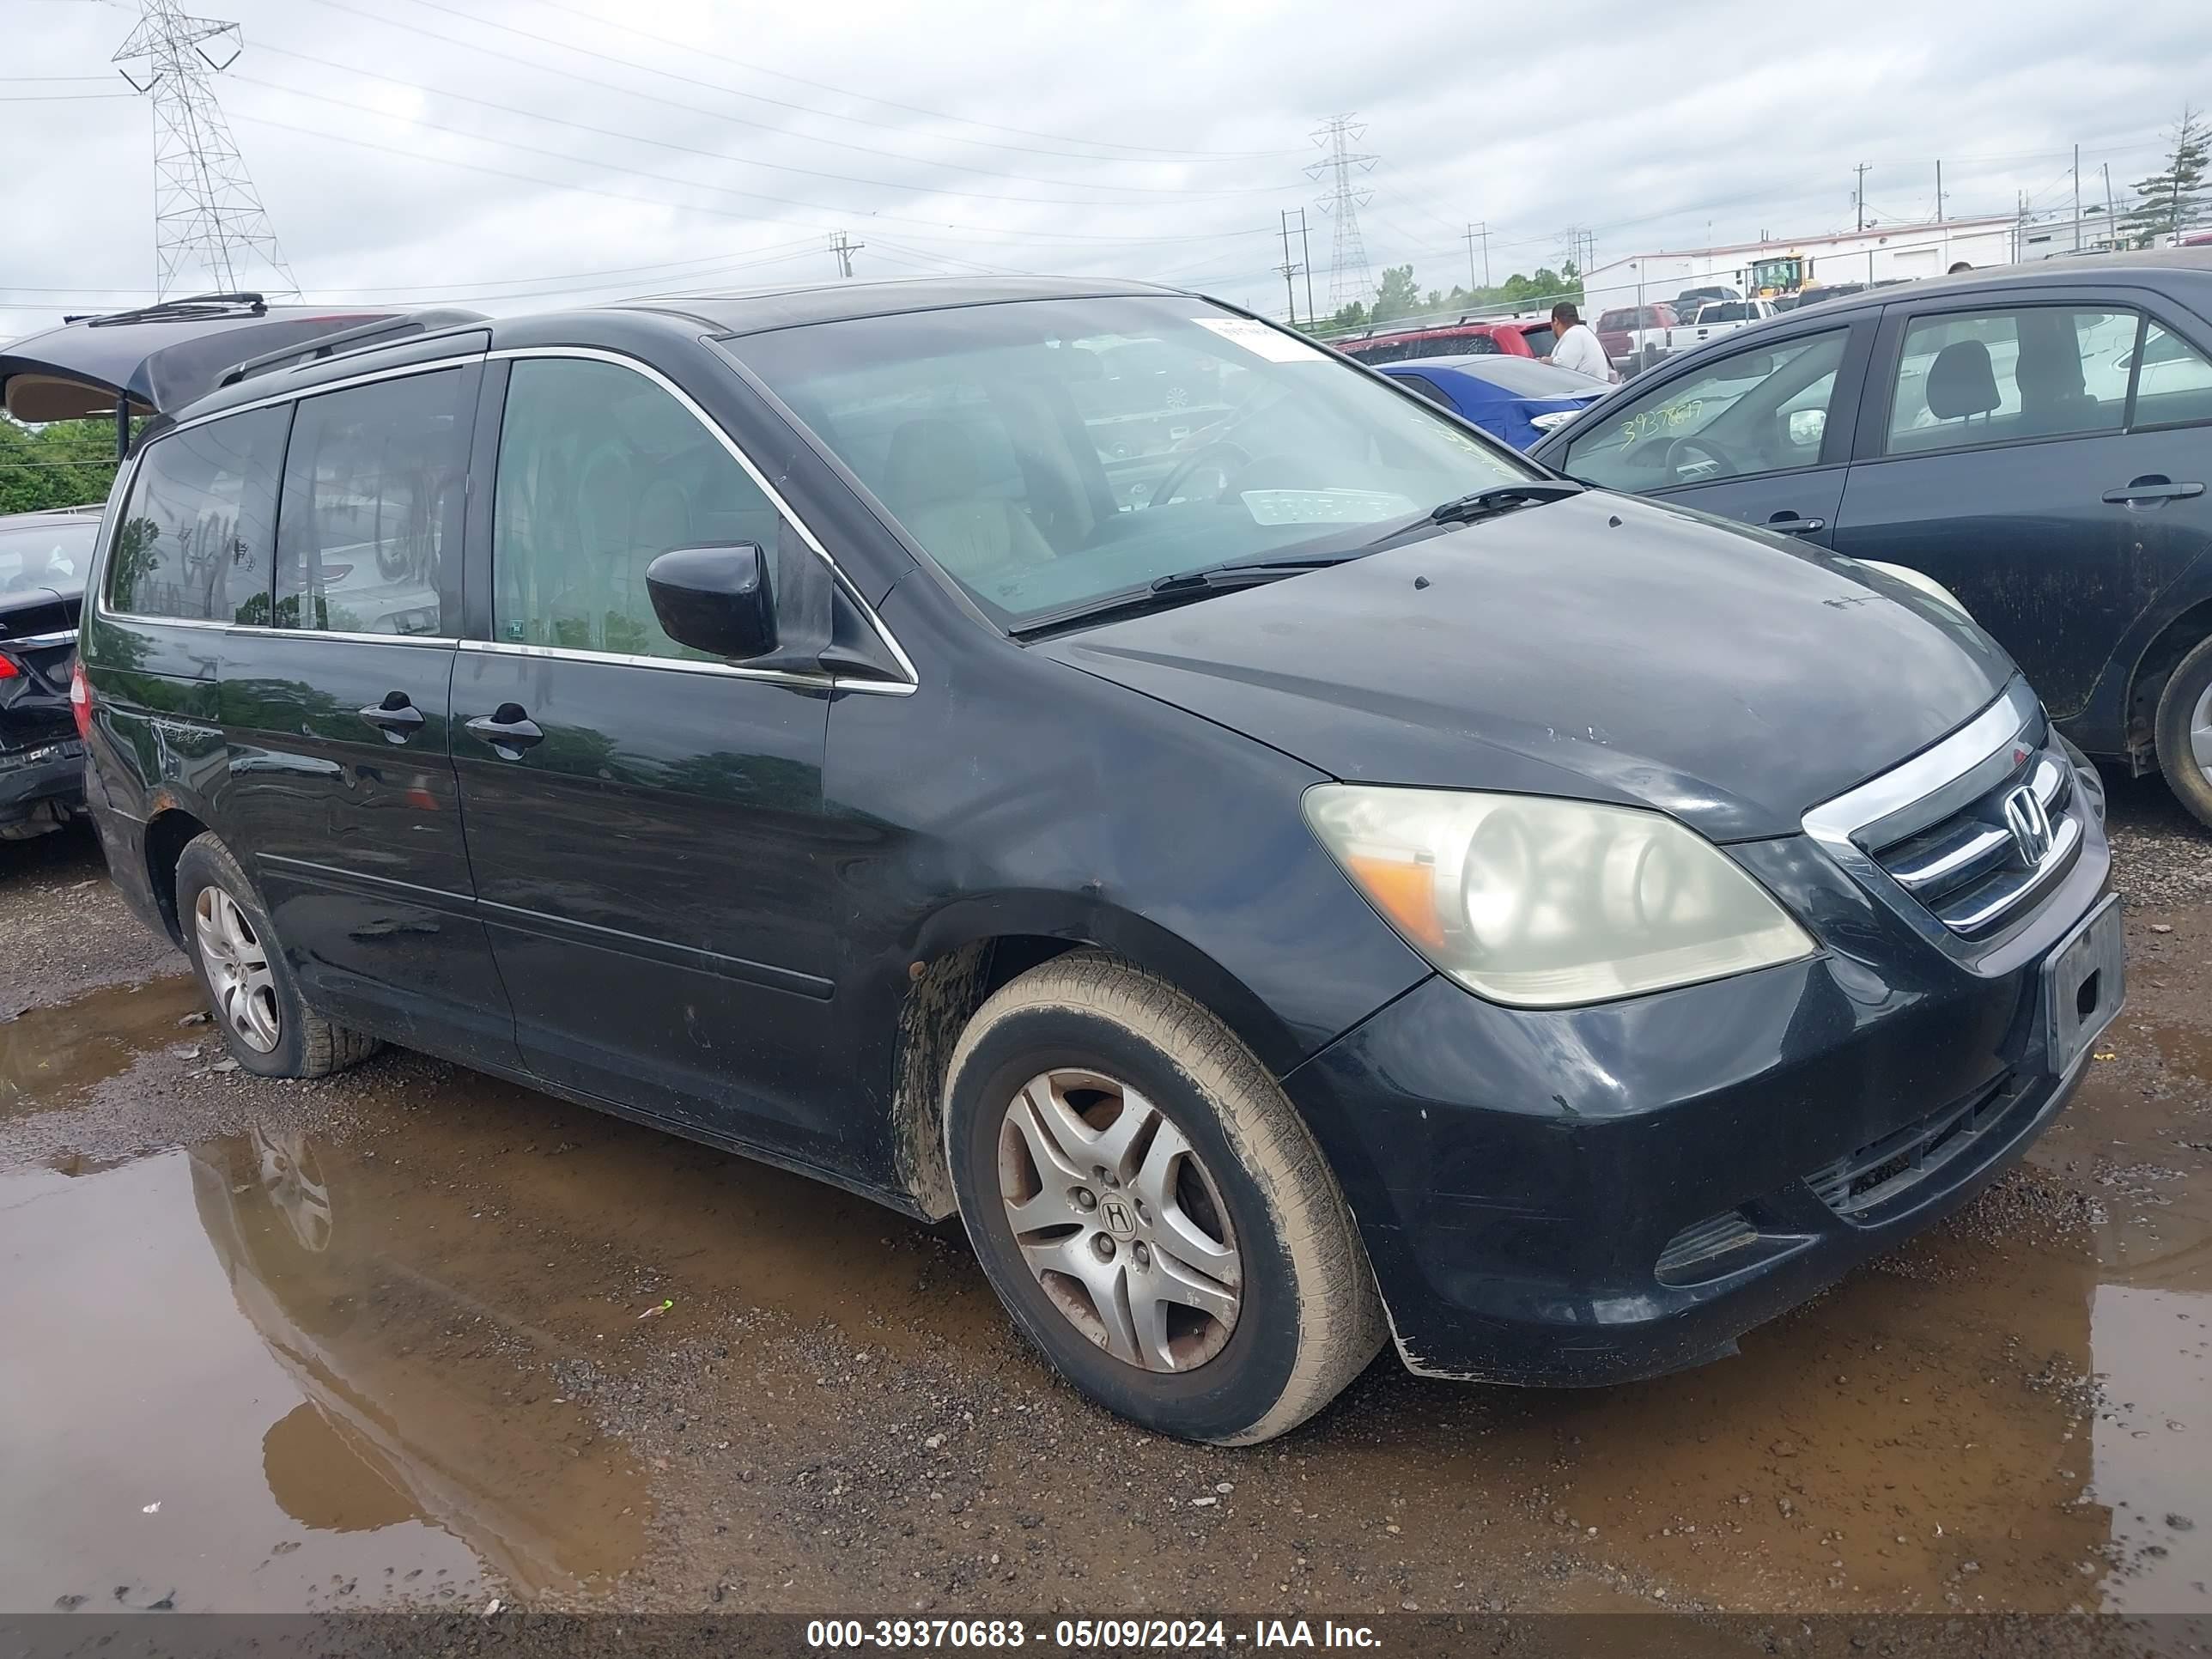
(1594, 304, 1683, 376)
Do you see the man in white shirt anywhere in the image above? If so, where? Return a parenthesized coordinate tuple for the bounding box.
(1547, 302, 1617, 383)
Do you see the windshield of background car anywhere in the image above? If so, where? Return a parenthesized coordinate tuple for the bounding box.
(0, 519, 95, 597)
(732, 296, 1531, 629)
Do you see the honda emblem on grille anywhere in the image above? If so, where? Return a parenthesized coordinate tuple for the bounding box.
(2002, 784, 2053, 865)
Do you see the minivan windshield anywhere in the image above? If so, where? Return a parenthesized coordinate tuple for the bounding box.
(731, 295, 1532, 629)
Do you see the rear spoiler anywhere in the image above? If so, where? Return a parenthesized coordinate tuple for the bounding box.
(1, 295, 485, 457)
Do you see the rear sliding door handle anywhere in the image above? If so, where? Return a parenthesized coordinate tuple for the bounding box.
(357, 693, 424, 743)
(1765, 514, 1827, 535)
(2103, 477, 2204, 506)
(465, 706, 544, 757)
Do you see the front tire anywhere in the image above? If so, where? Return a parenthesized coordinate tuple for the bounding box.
(175, 833, 380, 1079)
(2153, 635, 2212, 830)
(944, 953, 1384, 1444)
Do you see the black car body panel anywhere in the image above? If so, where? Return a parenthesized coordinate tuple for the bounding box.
(0, 509, 99, 833)
(1530, 250, 2212, 766)
(75, 277, 2119, 1393)
(1045, 490, 2014, 842)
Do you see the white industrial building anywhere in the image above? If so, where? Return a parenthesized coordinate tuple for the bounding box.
(1578, 213, 2127, 315)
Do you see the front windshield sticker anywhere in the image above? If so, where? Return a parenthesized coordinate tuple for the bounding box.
(1240, 488, 1415, 526)
(1191, 317, 1329, 364)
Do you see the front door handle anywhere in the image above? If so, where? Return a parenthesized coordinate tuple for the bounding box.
(1765, 514, 1827, 535)
(2102, 476, 2205, 506)
(465, 705, 544, 757)
(357, 693, 424, 743)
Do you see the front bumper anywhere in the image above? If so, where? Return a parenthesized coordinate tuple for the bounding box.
(1282, 805, 2113, 1387)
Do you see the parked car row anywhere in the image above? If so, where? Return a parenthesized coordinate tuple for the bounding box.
(0, 265, 2132, 1451)
(1528, 249, 2212, 826)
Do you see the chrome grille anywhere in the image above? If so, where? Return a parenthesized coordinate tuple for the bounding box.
(1803, 680, 2093, 948)
(1865, 744, 2081, 937)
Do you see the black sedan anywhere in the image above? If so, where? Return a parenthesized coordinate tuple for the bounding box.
(1530, 250, 2212, 826)
(0, 507, 98, 840)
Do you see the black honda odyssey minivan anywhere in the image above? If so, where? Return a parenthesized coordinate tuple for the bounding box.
(62, 278, 2120, 1443)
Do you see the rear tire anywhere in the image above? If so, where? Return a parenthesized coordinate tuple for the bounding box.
(175, 833, 380, 1079)
(2153, 635, 2212, 830)
(944, 952, 1384, 1444)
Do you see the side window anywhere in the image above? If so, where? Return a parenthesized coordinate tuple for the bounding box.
(106, 407, 285, 623)
(1521, 327, 1555, 356)
(2129, 320, 2212, 429)
(1885, 307, 2131, 455)
(1561, 330, 1847, 491)
(1395, 374, 1455, 410)
(493, 358, 781, 659)
(275, 369, 470, 635)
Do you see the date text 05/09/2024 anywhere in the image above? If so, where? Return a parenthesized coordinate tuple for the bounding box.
(803, 1619, 1382, 1650)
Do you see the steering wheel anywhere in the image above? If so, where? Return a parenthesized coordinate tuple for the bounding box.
(1150, 441, 1252, 507)
(1664, 435, 1738, 483)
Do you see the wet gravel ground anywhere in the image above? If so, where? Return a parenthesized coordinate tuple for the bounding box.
(2, 774, 2209, 1635)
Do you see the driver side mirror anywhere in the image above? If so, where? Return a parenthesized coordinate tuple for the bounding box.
(646, 544, 777, 660)
(1787, 407, 1827, 447)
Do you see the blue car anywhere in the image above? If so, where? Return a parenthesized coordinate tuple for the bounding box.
(1378, 354, 1611, 449)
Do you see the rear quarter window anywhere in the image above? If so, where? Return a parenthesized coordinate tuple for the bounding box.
(106, 407, 287, 624)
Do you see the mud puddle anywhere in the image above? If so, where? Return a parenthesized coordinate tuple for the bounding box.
(1, 954, 2208, 1616)
(0, 975, 206, 1121)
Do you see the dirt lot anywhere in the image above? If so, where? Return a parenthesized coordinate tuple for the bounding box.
(1, 776, 2207, 1625)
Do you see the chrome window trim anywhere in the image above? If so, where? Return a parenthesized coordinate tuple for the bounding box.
(163, 353, 489, 435)
(3, 629, 80, 648)
(459, 635, 861, 691)
(484, 345, 918, 697)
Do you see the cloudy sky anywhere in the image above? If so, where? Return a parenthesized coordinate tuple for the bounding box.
(3, 0, 2208, 333)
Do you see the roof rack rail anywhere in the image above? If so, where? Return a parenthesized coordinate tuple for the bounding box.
(76, 292, 269, 329)
(215, 307, 490, 390)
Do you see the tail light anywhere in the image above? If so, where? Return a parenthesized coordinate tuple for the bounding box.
(0, 655, 19, 680)
(69, 658, 93, 742)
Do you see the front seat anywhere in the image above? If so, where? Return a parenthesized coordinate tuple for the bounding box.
(1924, 339, 2002, 433)
(880, 417, 1053, 580)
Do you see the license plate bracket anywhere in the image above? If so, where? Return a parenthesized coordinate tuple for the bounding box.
(2043, 892, 2124, 1075)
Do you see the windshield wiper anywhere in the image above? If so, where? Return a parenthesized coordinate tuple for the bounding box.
(1148, 552, 1364, 594)
(1426, 480, 1585, 526)
(1015, 554, 1364, 638)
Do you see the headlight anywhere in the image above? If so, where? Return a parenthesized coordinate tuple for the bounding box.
(1304, 786, 1814, 1007)
(1857, 559, 1972, 621)
(1528, 409, 1580, 433)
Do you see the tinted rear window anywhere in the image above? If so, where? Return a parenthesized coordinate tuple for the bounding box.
(0, 519, 97, 599)
(1444, 357, 1609, 397)
(106, 408, 286, 623)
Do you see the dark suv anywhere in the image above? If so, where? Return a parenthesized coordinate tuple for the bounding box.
(1533, 250, 2212, 827)
(59, 278, 2120, 1444)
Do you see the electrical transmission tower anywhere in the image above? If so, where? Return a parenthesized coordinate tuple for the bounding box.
(829, 231, 865, 278)
(1306, 115, 1376, 313)
(112, 0, 296, 300)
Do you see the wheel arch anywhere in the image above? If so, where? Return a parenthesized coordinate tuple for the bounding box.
(141, 799, 213, 949)
(2127, 594, 2212, 765)
(885, 892, 1308, 1222)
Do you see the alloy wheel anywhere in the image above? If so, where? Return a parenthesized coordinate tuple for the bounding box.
(996, 1068, 1241, 1372)
(194, 885, 280, 1054)
(2191, 680, 2212, 786)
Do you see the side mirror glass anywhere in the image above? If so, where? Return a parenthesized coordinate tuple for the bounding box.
(646, 543, 777, 660)
(1788, 407, 1827, 447)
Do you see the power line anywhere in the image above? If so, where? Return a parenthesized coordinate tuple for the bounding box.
(1307, 114, 1376, 313)
(300, 0, 1287, 187)
(510, 0, 1293, 162)
(112, 0, 296, 300)
(220, 108, 1276, 250)
(228, 60, 1285, 210)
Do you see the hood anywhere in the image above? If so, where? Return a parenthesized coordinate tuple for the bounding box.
(1042, 491, 2016, 842)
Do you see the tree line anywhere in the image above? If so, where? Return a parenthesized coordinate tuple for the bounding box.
(0, 417, 120, 515)
(1316, 261, 1584, 334)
